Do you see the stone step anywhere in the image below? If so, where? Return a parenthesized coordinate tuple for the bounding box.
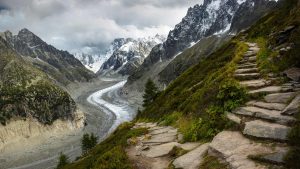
(264, 92, 297, 104)
(253, 148, 289, 165)
(208, 131, 278, 169)
(237, 63, 257, 69)
(234, 106, 296, 125)
(244, 51, 257, 57)
(246, 101, 286, 111)
(249, 86, 283, 95)
(234, 73, 260, 80)
(246, 43, 258, 48)
(248, 47, 260, 53)
(243, 120, 290, 141)
(173, 143, 209, 169)
(235, 68, 259, 74)
(239, 57, 257, 64)
(239, 79, 270, 89)
(226, 113, 241, 124)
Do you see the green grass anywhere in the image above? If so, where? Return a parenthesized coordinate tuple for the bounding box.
(138, 41, 248, 142)
(62, 123, 148, 169)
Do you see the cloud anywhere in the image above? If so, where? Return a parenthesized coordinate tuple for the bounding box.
(0, 0, 202, 53)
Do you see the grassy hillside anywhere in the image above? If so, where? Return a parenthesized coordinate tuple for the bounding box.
(0, 37, 76, 125)
(63, 0, 300, 168)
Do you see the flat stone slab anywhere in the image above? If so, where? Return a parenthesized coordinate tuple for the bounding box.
(249, 86, 282, 95)
(235, 106, 295, 125)
(240, 79, 270, 89)
(173, 143, 209, 169)
(142, 132, 177, 144)
(226, 113, 241, 124)
(237, 63, 257, 69)
(209, 131, 274, 169)
(246, 101, 286, 111)
(142, 142, 179, 158)
(282, 94, 300, 115)
(259, 148, 288, 164)
(249, 47, 260, 52)
(246, 43, 258, 47)
(235, 68, 258, 74)
(234, 73, 260, 80)
(243, 120, 290, 141)
(264, 92, 296, 103)
(149, 127, 177, 135)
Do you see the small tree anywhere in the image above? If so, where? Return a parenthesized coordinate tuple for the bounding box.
(81, 133, 98, 155)
(56, 153, 69, 169)
(143, 78, 159, 107)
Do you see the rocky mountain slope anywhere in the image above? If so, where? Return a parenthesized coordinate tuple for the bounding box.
(125, 0, 277, 95)
(62, 0, 300, 168)
(98, 35, 165, 76)
(0, 29, 95, 85)
(0, 36, 78, 125)
(74, 35, 165, 75)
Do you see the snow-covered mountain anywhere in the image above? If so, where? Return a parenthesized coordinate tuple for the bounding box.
(125, 0, 277, 93)
(74, 35, 165, 74)
(99, 35, 166, 76)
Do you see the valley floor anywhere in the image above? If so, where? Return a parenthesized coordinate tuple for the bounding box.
(0, 77, 137, 169)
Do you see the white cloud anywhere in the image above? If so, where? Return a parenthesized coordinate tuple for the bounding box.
(0, 0, 203, 52)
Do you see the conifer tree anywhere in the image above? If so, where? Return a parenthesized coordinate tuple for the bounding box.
(56, 153, 69, 169)
(143, 78, 159, 107)
(81, 133, 98, 155)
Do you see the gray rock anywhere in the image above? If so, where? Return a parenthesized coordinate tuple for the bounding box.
(240, 79, 270, 89)
(235, 68, 258, 74)
(246, 101, 286, 111)
(243, 120, 290, 141)
(260, 149, 288, 164)
(226, 113, 241, 124)
(237, 63, 257, 69)
(234, 73, 260, 80)
(209, 131, 275, 169)
(142, 142, 179, 158)
(173, 143, 209, 169)
(264, 92, 296, 103)
(249, 86, 282, 95)
(284, 67, 300, 82)
(281, 94, 300, 115)
(142, 132, 177, 144)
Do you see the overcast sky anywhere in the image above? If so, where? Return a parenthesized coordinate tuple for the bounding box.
(0, 0, 202, 53)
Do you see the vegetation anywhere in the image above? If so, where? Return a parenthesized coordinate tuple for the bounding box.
(56, 153, 70, 169)
(0, 37, 76, 125)
(138, 41, 247, 142)
(62, 123, 148, 169)
(284, 108, 300, 169)
(199, 155, 228, 169)
(81, 133, 98, 155)
(142, 78, 159, 107)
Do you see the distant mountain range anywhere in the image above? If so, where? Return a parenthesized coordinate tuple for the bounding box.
(74, 35, 165, 75)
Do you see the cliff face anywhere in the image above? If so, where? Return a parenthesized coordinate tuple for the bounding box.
(0, 36, 77, 125)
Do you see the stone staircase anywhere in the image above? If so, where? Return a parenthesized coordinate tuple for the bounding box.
(126, 43, 300, 169)
(208, 42, 300, 169)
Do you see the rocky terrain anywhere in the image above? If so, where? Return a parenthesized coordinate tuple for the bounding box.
(124, 0, 277, 98)
(125, 42, 300, 169)
(98, 35, 166, 76)
(0, 29, 95, 85)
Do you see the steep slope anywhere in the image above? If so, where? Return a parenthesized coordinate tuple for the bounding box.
(0, 36, 77, 125)
(125, 0, 277, 95)
(97, 35, 165, 76)
(0, 29, 95, 85)
(62, 0, 300, 168)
